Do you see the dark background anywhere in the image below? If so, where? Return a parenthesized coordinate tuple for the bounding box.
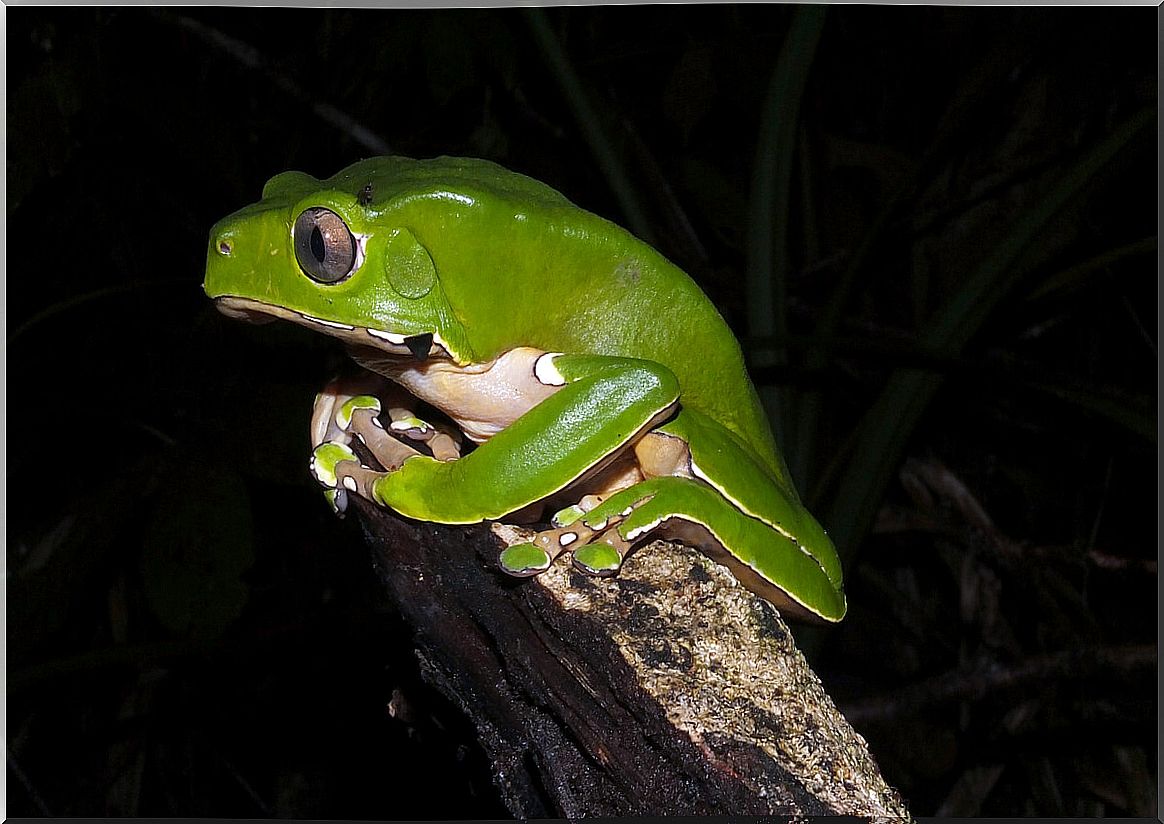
(6, 6, 1157, 818)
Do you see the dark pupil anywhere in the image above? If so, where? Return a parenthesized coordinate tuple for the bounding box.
(310, 226, 326, 263)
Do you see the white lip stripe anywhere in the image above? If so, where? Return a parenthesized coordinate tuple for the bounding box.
(367, 328, 407, 344)
(302, 315, 355, 330)
(431, 331, 453, 357)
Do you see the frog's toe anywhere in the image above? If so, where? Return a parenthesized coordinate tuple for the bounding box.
(550, 494, 606, 527)
(344, 408, 424, 472)
(572, 543, 622, 575)
(336, 394, 383, 431)
(572, 527, 633, 576)
(386, 409, 462, 460)
(323, 486, 349, 516)
(311, 373, 392, 448)
(312, 441, 370, 515)
(386, 411, 429, 438)
(310, 441, 359, 488)
(312, 390, 344, 448)
(499, 542, 552, 576)
(426, 431, 461, 461)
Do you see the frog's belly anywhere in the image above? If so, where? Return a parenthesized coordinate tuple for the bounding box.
(355, 346, 560, 444)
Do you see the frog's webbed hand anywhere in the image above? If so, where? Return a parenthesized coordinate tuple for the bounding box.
(309, 374, 461, 513)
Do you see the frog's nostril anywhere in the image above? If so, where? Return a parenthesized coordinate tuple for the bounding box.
(217, 238, 233, 256)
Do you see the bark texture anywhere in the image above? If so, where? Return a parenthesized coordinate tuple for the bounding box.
(354, 496, 910, 818)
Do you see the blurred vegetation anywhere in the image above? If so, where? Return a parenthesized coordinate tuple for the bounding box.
(6, 6, 1156, 817)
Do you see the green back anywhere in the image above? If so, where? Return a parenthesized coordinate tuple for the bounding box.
(326, 157, 786, 485)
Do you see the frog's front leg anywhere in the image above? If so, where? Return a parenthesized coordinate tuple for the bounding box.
(372, 351, 680, 522)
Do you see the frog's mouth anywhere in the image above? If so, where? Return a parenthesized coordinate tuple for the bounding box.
(213, 295, 449, 362)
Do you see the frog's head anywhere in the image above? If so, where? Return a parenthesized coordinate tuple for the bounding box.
(204, 169, 472, 363)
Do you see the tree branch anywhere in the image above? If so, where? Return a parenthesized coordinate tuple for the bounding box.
(353, 497, 910, 818)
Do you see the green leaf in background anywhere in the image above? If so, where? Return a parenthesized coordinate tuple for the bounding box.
(523, 7, 656, 246)
(745, 5, 826, 470)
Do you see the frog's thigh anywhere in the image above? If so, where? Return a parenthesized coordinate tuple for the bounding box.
(374, 354, 680, 524)
(660, 407, 843, 589)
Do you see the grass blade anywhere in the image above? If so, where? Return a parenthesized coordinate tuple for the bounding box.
(744, 5, 827, 478)
(825, 108, 1154, 561)
(524, 8, 655, 244)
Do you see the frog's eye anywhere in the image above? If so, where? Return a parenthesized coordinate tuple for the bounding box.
(293, 208, 358, 283)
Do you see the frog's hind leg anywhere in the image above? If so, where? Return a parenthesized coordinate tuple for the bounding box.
(498, 480, 661, 578)
(567, 475, 847, 622)
(499, 421, 846, 622)
(565, 431, 691, 574)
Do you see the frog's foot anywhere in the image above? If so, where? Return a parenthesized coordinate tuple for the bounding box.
(498, 495, 635, 577)
(335, 396, 424, 472)
(310, 395, 424, 517)
(499, 524, 593, 576)
(499, 477, 714, 580)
